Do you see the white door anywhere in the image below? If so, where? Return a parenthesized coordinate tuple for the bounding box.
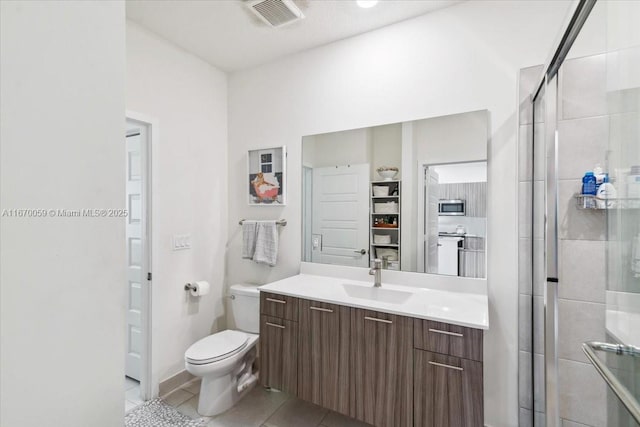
(425, 167, 440, 273)
(311, 164, 370, 267)
(125, 126, 148, 381)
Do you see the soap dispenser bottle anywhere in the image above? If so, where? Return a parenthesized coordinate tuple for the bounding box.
(596, 175, 617, 209)
(582, 171, 597, 195)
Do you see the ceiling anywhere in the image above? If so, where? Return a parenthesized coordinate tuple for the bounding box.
(126, 0, 461, 72)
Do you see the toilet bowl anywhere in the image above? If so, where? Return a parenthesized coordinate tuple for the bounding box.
(184, 284, 260, 416)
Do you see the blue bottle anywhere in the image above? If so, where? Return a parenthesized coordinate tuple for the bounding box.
(582, 172, 597, 195)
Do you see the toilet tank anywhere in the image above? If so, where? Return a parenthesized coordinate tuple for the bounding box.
(230, 284, 260, 334)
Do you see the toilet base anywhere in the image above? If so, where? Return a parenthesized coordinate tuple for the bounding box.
(196, 348, 258, 416)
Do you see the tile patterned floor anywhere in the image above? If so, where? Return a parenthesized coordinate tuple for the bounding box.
(163, 380, 372, 427)
(125, 376, 143, 413)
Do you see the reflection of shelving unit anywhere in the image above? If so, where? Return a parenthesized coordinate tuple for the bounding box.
(575, 194, 640, 210)
(370, 180, 401, 270)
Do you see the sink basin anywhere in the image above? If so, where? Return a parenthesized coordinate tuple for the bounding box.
(342, 283, 413, 304)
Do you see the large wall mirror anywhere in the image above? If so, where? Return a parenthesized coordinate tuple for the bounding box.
(301, 110, 488, 278)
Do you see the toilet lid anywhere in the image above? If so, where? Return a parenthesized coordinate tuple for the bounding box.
(185, 330, 248, 365)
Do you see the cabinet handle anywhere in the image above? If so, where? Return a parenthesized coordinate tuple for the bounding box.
(266, 297, 286, 304)
(429, 361, 463, 371)
(428, 328, 463, 337)
(364, 316, 392, 324)
(310, 306, 333, 313)
(265, 322, 285, 329)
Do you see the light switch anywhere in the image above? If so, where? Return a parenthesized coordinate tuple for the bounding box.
(172, 234, 191, 251)
(312, 234, 321, 250)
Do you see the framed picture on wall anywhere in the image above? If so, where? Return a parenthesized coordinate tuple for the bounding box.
(247, 146, 286, 206)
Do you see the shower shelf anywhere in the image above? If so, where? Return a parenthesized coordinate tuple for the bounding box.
(575, 194, 640, 210)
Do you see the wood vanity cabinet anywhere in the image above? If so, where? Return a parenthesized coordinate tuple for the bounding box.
(260, 292, 298, 321)
(297, 299, 350, 415)
(413, 319, 484, 427)
(349, 308, 414, 427)
(259, 292, 299, 395)
(414, 351, 483, 427)
(259, 291, 484, 427)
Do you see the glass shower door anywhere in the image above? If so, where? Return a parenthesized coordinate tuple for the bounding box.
(529, 1, 640, 426)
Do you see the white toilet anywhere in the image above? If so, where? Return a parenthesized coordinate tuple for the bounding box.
(184, 284, 260, 416)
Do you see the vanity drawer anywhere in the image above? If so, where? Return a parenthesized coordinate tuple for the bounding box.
(260, 292, 299, 320)
(414, 319, 483, 362)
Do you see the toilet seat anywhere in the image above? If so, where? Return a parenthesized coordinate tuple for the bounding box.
(185, 330, 249, 365)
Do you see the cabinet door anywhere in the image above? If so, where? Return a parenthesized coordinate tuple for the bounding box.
(350, 309, 413, 427)
(298, 299, 350, 415)
(260, 292, 299, 321)
(414, 319, 483, 362)
(259, 315, 298, 394)
(414, 350, 483, 427)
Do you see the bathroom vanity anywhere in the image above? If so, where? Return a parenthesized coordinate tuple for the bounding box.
(258, 274, 488, 427)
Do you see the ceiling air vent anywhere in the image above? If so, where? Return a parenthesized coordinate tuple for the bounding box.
(247, 0, 305, 28)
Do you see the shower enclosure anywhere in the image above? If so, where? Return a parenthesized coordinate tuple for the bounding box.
(519, 1, 640, 426)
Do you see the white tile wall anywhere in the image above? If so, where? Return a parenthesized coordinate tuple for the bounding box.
(560, 54, 608, 120)
(558, 240, 606, 303)
(558, 359, 608, 426)
(558, 299, 606, 363)
(557, 116, 609, 180)
(558, 180, 607, 241)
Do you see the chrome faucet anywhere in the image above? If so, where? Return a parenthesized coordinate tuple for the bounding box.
(369, 258, 382, 287)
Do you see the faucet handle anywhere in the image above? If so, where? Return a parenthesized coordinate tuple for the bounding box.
(372, 258, 382, 268)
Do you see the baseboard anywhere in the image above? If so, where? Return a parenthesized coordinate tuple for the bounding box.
(159, 370, 195, 397)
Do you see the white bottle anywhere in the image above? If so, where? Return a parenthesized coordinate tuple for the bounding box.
(596, 176, 617, 209)
(593, 163, 606, 190)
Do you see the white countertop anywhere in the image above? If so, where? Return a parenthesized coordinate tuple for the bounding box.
(258, 274, 489, 330)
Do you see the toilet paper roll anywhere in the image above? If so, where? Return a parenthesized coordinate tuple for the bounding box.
(190, 281, 210, 297)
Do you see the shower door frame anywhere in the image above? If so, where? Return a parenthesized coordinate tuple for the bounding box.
(529, 1, 598, 426)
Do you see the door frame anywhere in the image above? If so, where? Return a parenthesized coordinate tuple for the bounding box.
(125, 111, 157, 400)
(417, 161, 438, 274)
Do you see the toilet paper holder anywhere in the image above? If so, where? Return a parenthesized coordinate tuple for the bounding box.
(184, 283, 197, 292)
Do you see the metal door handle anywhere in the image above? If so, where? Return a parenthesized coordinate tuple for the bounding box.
(364, 316, 392, 324)
(266, 297, 286, 304)
(310, 306, 333, 313)
(265, 322, 285, 329)
(353, 249, 366, 255)
(429, 361, 463, 371)
(428, 328, 463, 337)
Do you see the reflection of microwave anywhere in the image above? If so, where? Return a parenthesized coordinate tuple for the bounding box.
(439, 199, 466, 216)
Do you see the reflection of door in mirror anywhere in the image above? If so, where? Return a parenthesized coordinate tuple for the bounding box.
(424, 167, 439, 274)
(419, 162, 487, 277)
(310, 164, 370, 267)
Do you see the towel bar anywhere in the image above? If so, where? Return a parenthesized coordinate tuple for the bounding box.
(238, 218, 287, 226)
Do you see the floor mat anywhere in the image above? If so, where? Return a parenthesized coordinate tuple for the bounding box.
(124, 398, 206, 427)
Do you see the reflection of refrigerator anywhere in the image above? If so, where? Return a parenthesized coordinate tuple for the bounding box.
(438, 236, 462, 276)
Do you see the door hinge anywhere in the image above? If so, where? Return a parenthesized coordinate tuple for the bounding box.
(147, 272, 152, 281)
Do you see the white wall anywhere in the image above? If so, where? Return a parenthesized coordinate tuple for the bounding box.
(227, 1, 570, 425)
(126, 21, 228, 386)
(413, 110, 489, 165)
(371, 123, 402, 180)
(303, 127, 371, 168)
(434, 162, 488, 184)
(0, 2, 125, 426)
